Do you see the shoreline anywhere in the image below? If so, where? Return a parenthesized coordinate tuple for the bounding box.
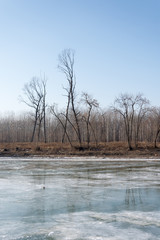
(0, 156, 160, 161)
(0, 142, 160, 159)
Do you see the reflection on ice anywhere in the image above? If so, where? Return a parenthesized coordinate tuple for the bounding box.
(0, 158, 160, 240)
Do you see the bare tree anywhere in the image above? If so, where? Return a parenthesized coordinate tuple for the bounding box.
(20, 77, 47, 142)
(81, 92, 99, 147)
(58, 49, 82, 146)
(112, 93, 149, 150)
(133, 96, 150, 147)
(150, 107, 160, 148)
(50, 104, 73, 146)
(42, 79, 47, 142)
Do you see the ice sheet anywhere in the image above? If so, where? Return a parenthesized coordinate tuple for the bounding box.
(0, 158, 160, 240)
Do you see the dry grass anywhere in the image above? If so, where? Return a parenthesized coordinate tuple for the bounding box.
(0, 141, 160, 158)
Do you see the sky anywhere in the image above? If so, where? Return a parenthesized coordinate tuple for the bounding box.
(0, 0, 160, 114)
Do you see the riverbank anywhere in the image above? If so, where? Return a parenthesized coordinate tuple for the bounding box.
(0, 142, 160, 158)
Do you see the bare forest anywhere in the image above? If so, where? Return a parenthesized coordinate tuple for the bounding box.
(1, 50, 160, 155)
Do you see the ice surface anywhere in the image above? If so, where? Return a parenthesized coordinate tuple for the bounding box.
(0, 158, 160, 240)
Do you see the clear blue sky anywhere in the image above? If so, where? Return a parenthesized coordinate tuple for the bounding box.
(0, 0, 160, 114)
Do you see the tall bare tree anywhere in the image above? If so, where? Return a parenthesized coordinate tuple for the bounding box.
(58, 49, 82, 146)
(20, 77, 47, 142)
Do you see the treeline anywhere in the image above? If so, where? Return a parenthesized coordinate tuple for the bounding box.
(1, 49, 160, 150)
(0, 106, 159, 149)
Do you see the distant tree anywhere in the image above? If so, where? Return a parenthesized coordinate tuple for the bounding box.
(112, 93, 150, 150)
(20, 77, 47, 142)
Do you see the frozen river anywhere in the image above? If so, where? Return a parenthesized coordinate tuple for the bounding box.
(0, 157, 160, 240)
